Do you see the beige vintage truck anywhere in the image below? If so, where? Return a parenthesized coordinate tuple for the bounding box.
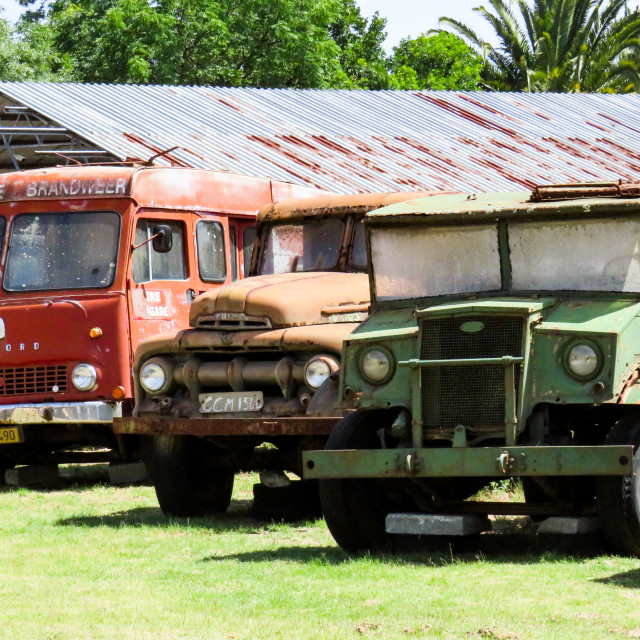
(114, 191, 436, 518)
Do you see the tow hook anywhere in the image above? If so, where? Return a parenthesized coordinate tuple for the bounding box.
(497, 450, 516, 475)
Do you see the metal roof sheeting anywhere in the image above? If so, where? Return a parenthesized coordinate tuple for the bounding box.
(2, 83, 640, 194)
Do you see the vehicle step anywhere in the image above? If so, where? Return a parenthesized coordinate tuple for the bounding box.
(386, 513, 487, 536)
(5, 465, 59, 487)
(108, 462, 149, 485)
(538, 516, 601, 535)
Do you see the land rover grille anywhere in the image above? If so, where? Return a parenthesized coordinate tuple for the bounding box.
(419, 315, 524, 432)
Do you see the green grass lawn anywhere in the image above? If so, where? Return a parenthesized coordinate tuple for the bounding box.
(2, 470, 640, 640)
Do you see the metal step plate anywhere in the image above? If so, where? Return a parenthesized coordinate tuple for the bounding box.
(386, 513, 486, 536)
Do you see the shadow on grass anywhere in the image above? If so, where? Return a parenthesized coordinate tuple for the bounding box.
(594, 569, 640, 588)
(202, 531, 608, 565)
(54, 501, 322, 533)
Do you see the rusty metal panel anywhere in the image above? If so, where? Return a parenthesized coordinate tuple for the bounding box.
(3, 84, 640, 193)
(113, 416, 338, 436)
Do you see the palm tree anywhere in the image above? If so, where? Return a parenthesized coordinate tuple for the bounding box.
(440, 0, 640, 92)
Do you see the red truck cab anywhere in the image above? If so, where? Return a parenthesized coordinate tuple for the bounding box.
(0, 165, 321, 473)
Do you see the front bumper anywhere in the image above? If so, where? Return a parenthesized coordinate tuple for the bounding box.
(113, 416, 339, 437)
(303, 445, 634, 479)
(0, 401, 122, 425)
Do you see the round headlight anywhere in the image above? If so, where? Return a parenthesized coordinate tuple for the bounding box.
(304, 356, 338, 390)
(361, 348, 392, 384)
(72, 363, 98, 391)
(567, 344, 599, 379)
(140, 360, 170, 394)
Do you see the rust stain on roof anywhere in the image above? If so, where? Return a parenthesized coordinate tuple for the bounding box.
(122, 133, 189, 167)
(416, 94, 520, 138)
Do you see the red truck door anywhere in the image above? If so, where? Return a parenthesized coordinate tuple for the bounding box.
(128, 211, 200, 348)
(128, 210, 246, 349)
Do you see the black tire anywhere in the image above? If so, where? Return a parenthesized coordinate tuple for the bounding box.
(597, 416, 640, 556)
(151, 434, 234, 518)
(319, 410, 396, 553)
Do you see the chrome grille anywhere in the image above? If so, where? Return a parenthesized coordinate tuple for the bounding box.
(420, 315, 524, 431)
(0, 365, 68, 396)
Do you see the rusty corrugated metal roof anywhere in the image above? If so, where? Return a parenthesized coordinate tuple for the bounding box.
(1, 83, 640, 194)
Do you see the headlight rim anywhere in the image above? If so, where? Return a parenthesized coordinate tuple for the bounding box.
(564, 340, 602, 381)
(303, 354, 339, 390)
(139, 357, 174, 395)
(359, 345, 395, 385)
(71, 363, 98, 392)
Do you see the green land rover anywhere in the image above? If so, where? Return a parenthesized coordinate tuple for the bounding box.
(304, 182, 640, 555)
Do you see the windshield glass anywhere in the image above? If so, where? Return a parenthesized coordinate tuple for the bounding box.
(4, 212, 120, 291)
(260, 218, 345, 274)
(510, 217, 640, 292)
(371, 225, 501, 301)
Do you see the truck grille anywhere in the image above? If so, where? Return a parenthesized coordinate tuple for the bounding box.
(419, 315, 524, 431)
(0, 365, 68, 396)
(194, 314, 271, 331)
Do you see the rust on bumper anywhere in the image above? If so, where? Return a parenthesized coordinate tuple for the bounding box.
(113, 416, 339, 436)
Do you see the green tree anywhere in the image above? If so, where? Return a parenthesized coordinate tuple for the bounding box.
(47, 0, 349, 87)
(0, 11, 71, 80)
(328, 0, 390, 88)
(390, 32, 483, 90)
(440, 0, 640, 92)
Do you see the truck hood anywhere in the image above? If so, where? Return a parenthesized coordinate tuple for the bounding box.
(190, 272, 370, 328)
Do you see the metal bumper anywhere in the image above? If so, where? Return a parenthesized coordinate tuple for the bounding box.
(0, 401, 122, 425)
(303, 445, 635, 479)
(113, 416, 340, 437)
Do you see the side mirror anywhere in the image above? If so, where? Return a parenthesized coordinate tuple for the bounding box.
(152, 224, 173, 253)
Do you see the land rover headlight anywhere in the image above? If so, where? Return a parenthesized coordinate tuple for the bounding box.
(304, 355, 339, 390)
(360, 347, 394, 384)
(140, 358, 173, 395)
(72, 363, 98, 391)
(566, 343, 600, 379)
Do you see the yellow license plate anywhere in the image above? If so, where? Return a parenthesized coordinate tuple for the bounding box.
(0, 426, 24, 444)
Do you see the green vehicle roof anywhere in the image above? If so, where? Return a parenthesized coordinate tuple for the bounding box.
(365, 182, 640, 225)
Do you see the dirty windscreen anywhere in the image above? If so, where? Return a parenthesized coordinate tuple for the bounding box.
(4, 212, 120, 291)
(260, 219, 345, 274)
(510, 217, 640, 292)
(371, 224, 501, 301)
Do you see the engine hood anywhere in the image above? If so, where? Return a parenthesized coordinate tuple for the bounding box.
(190, 272, 370, 328)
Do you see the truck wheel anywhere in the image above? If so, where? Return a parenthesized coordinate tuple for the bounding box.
(319, 409, 395, 554)
(151, 435, 234, 518)
(597, 417, 640, 556)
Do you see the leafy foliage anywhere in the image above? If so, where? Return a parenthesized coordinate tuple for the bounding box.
(440, 0, 640, 92)
(391, 32, 483, 90)
(0, 10, 71, 81)
(7, 0, 483, 90)
(46, 0, 346, 87)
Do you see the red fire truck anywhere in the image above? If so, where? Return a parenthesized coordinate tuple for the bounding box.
(0, 164, 321, 475)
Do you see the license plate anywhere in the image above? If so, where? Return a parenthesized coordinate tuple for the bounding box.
(199, 391, 264, 414)
(0, 426, 24, 444)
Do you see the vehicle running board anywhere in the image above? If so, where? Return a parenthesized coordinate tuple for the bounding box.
(385, 513, 488, 536)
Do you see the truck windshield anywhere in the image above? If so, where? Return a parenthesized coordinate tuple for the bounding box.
(4, 212, 120, 292)
(371, 224, 501, 301)
(260, 218, 345, 274)
(510, 216, 640, 292)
